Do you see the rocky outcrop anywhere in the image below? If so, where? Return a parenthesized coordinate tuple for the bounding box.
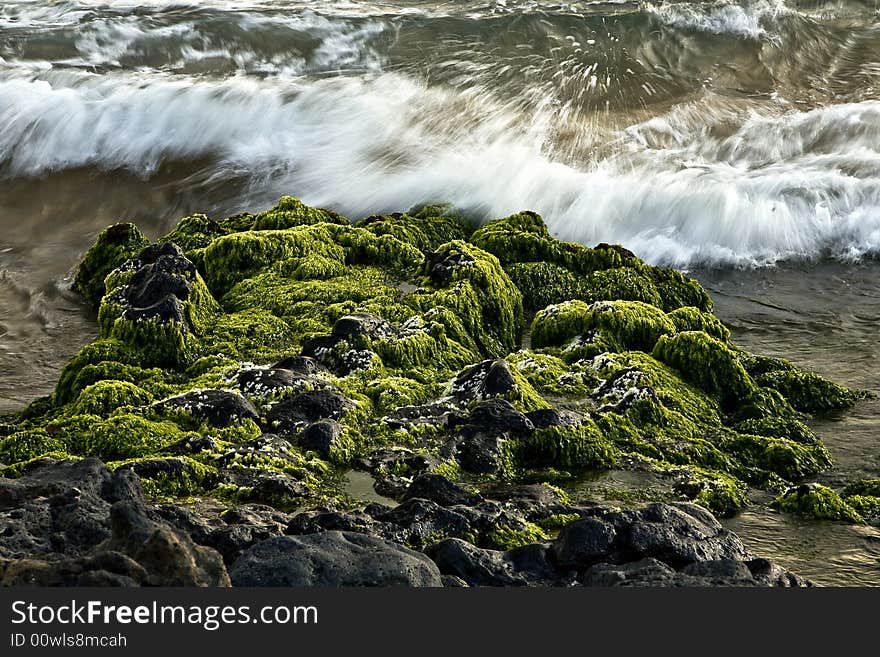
(0, 459, 228, 586)
(2, 197, 868, 587)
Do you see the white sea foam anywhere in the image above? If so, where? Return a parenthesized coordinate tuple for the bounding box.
(645, 0, 789, 39)
(2, 68, 880, 266)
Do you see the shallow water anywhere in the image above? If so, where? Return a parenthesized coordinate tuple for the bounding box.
(699, 262, 880, 585)
(2, 1, 880, 584)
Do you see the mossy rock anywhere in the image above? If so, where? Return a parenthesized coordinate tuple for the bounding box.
(652, 331, 754, 409)
(771, 484, 863, 523)
(7, 196, 857, 518)
(74, 223, 151, 308)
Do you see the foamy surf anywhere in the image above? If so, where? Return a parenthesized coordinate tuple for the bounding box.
(2, 63, 879, 267)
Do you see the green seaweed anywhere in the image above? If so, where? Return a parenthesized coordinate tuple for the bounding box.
(74, 223, 151, 308)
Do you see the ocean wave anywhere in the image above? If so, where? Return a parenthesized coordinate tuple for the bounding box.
(644, 0, 788, 39)
(2, 67, 879, 267)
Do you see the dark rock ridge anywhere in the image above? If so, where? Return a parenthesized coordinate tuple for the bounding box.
(0, 460, 808, 587)
(1, 197, 871, 586)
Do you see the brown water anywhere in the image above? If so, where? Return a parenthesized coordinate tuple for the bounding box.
(703, 263, 880, 586)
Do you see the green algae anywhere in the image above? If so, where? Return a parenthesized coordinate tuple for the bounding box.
(0, 430, 64, 464)
(71, 380, 154, 417)
(531, 300, 675, 357)
(482, 521, 549, 550)
(356, 206, 471, 253)
(771, 484, 864, 523)
(159, 213, 234, 252)
(510, 424, 618, 472)
(251, 196, 347, 231)
(74, 223, 151, 308)
(652, 331, 754, 408)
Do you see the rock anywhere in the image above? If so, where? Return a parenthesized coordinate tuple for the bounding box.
(371, 498, 471, 547)
(481, 483, 571, 515)
(583, 558, 681, 587)
(426, 539, 526, 587)
(680, 559, 756, 584)
(426, 245, 476, 286)
(101, 501, 229, 586)
(746, 558, 811, 587)
(299, 419, 344, 458)
(235, 367, 309, 398)
(108, 243, 197, 328)
(331, 313, 395, 340)
(162, 435, 218, 456)
(505, 543, 563, 585)
(0, 458, 142, 558)
(356, 447, 438, 478)
(204, 524, 282, 566)
(466, 399, 534, 434)
(123, 244, 195, 307)
(552, 518, 617, 568)
(114, 458, 217, 489)
(154, 389, 259, 428)
(122, 295, 187, 325)
(217, 433, 295, 466)
(525, 408, 585, 428)
(623, 503, 746, 567)
(286, 509, 385, 537)
(0, 459, 229, 586)
(450, 359, 521, 404)
(229, 532, 442, 586)
(271, 355, 320, 375)
(267, 389, 356, 435)
(152, 503, 226, 545)
(454, 434, 507, 475)
(403, 474, 483, 508)
(217, 468, 312, 506)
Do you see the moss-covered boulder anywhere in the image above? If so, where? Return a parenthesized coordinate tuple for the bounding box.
(73, 223, 151, 308)
(771, 484, 863, 523)
(3, 197, 863, 527)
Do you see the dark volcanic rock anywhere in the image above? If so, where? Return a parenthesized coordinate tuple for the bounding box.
(356, 447, 438, 478)
(0, 458, 141, 557)
(217, 468, 311, 505)
(745, 558, 811, 587)
(426, 538, 527, 587)
(403, 474, 483, 508)
(450, 359, 522, 404)
(372, 498, 471, 547)
(100, 501, 229, 586)
(582, 558, 682, 587)
(0, 459, 228, 586)
(465, 399, 534, 434)
(267, 389, 356, 435)
(217, 433, 294, 466)
(271, 355, 320, 375)
(162, 435, 218, 456)
(229, 532, 442, 586)
(331, 313, 396, 340)
(299, 419, 344, 458)
(154, 389, 259, 428)
(552, 518, 618, 568)
(204, 524, 282, 566)
(623, 503, 746, 567)
(109, 243, 198, 329)
(454, 434, 507, 475)
(426, 245, 476, 286)
(525, 408, 585, 429)
(235, 367, 307, 397)
(122, 295, 186, 325)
